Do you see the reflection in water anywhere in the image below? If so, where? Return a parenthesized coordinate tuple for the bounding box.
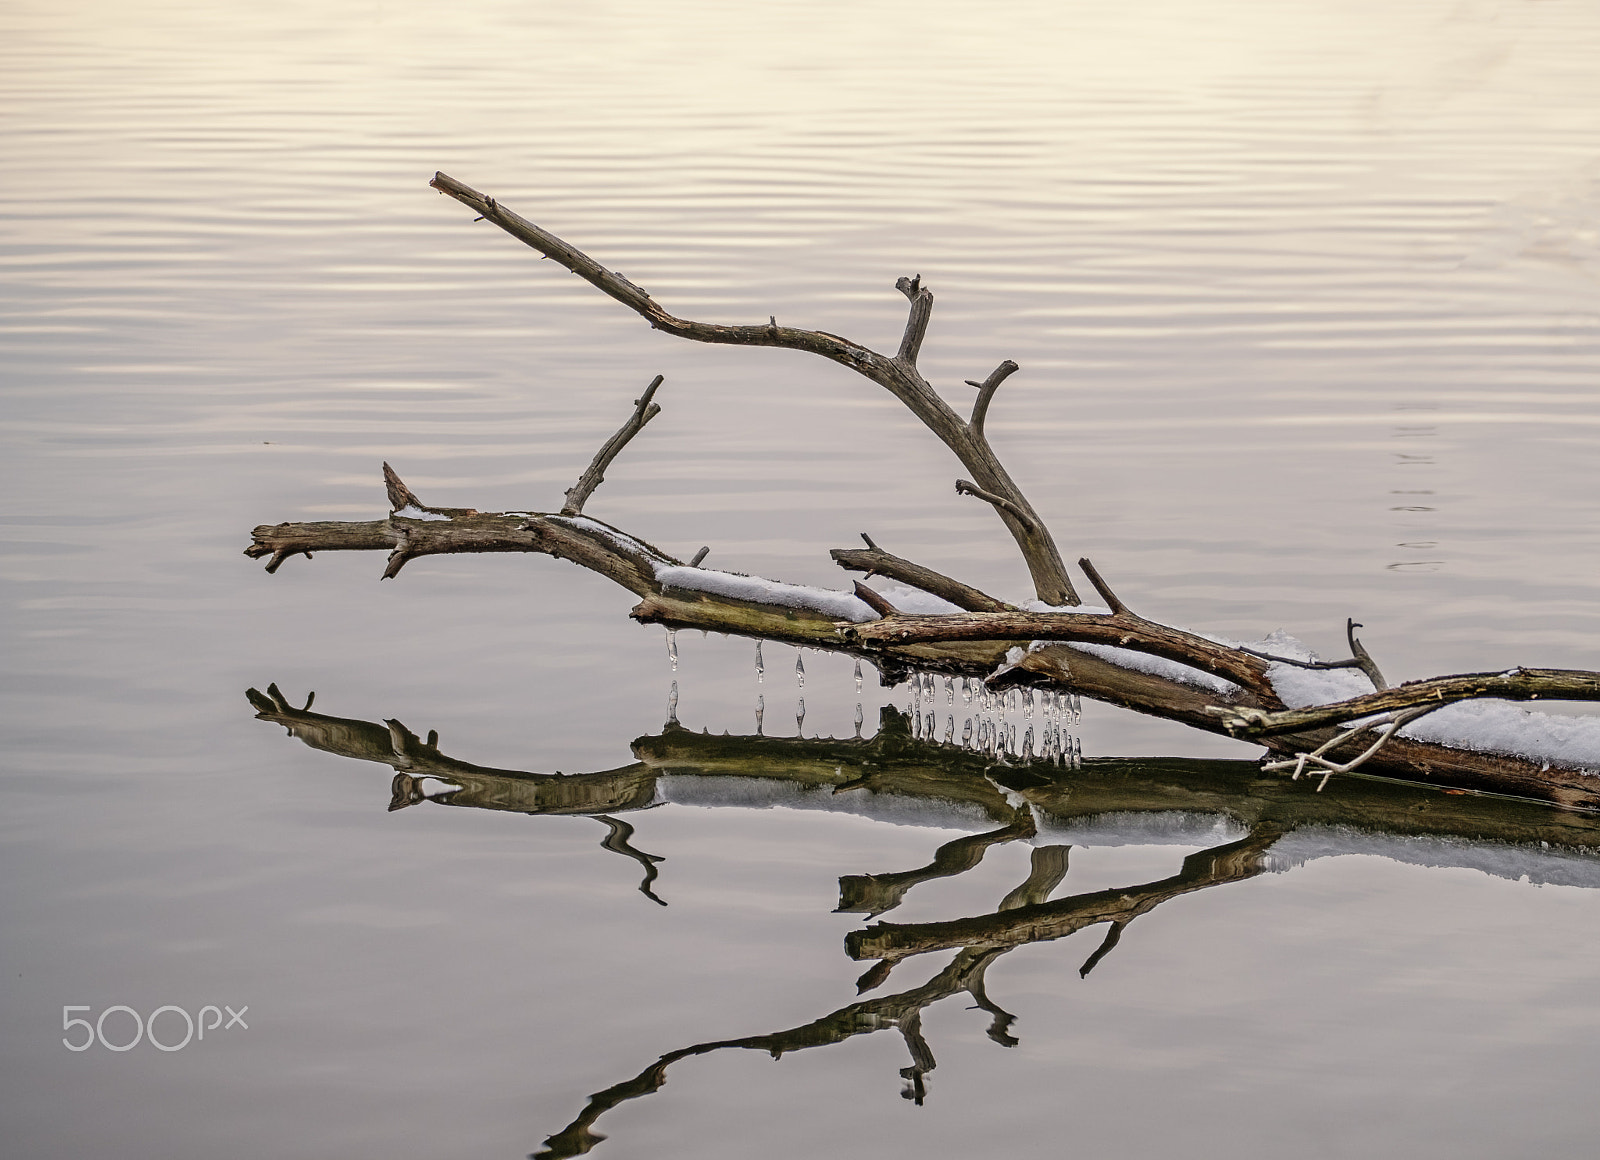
(249, 684, 1600, 1158)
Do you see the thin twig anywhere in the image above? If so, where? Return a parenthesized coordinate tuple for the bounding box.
(955, 479, 1037, 531)
(853, 581, 900, 620)
(831, 543, 1014, 613)
(1077, 557, 1128, 616)
(562, 375, 664, 515)
(966, 360, 1018, 439)
(1347, 618, 1388, 691)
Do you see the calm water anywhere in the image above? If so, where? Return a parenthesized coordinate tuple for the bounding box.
(4, 1, 1600, 1156)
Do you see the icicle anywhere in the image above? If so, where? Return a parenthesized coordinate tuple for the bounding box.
(796, 698, 806, 735)
(944, 676, 954, 705)
(854, 702, 864, 738)
(912, 672, 922, 710)
(943, 715, 954, 745)
(1023, 688, 1034, 720)
(755, 694, 765, 735)
(925, 711, 935, 739)
(1071, 692, 1082, 725)
(667, 680, 679, 725)
(755, 641, 764, 683)
(666, 628, 678, 672)
(962, 677, 973, 706)
(795, 652, 805, 689)
(854, 659, 863, 692)
(1022, 726, 1034, 761)
(962, 717, 973, 746)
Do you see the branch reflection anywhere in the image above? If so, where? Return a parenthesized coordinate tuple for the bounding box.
(247, 683, 1600, 1158)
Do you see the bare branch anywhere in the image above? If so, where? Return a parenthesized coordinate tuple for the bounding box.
(1211, 667, 1600, 738)
(1263, 704, 1447, 792)
(852, 580, 900, 620)
(965, 360, 1018, 439)
(955, 479, 1037, 531)
(830, 542, 1014, 613)
(1077, 557, 1127, 615)
(894, 275, 933, 366)
(689, 546, 709, 567)
(561, 375, 664, 515)
(844, 608, 1277, 697)
(429, 172, 1077, 605)
(1348, 618, 1388, 691)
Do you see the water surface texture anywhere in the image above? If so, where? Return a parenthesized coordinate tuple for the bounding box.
(4, 2, 1600, 1157)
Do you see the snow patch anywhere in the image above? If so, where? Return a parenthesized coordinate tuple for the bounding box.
(1398, 701, 1600, 772)
(392, 505, 450, 522)
(877, 585, 963, 615)
(548, 515, 660, 560)
(655, 567, 877, 622)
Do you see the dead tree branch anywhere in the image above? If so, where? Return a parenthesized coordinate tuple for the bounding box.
(562, 375, 663, 515)
(966, 360, 1018, 439)
(1210, 668, 1600, 738)
(429, 171, 1078, 605)
(830, 536, 1014, 613)
(242, 179, 1600, 810)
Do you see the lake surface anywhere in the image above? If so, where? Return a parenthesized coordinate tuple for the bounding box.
(4, 2, 1600, 1156)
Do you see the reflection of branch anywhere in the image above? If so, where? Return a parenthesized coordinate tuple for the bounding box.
(593, 815, 667, 906)
(533, 945, 1012, 1159)
(836, 808, 1036, 919)
(848, 826, 1284, 967)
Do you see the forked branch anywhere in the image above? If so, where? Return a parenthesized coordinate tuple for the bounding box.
(429, 172, 1078, 605)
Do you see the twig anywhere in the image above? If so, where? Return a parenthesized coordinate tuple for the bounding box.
(1263, 704, 1445, 789)
(561, 375, 664, 515)
(1077, 557, 1127, 616)
(1347, 618, 1388, 691)
(853, 581, 900, 620)
(966, 361, 1018, 440)
(830, 542, 1014, 613)
(955, 479, 1037, 531)
(894, 275, 933, 366)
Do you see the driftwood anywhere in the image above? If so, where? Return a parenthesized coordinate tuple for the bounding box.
(248, 688, 1600, 1158)
(246, 174, 1600, 809)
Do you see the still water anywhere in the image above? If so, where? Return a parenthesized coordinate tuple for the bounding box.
(4, 1, 1600, 1156)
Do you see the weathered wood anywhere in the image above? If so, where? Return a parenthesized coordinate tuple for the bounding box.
(830, 538, 1014, 613)
(562, 375, 663, 515)
(428, 171, 1078, 605)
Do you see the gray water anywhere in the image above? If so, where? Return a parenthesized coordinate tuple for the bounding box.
(4, 1, 1600, 1156)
